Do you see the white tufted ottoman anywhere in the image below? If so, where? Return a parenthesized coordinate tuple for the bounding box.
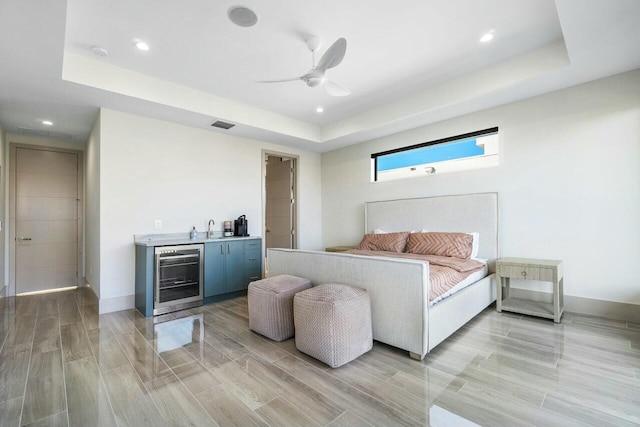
(294, 284, 372, 368)
(248, 274, 312, 341)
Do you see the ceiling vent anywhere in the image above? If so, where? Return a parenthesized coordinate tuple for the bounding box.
(210, 120, 235, 130)
(17, 127, 74, 141)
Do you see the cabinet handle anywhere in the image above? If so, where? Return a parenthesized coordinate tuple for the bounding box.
(248, 257, 258, 261)
(227, 244, 231, 254)
(220, 245, 224, 254)
(249, 243, 258, 246)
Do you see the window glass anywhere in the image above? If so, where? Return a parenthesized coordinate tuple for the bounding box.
(371, 128, 498, 182)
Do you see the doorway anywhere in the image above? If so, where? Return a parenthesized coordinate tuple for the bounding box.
(10, 145, 83, 295)
(263, 153, 297, 254)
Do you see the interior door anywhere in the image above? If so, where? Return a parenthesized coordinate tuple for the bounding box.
(15, 148, 79, 294)
(265, 156, 294, 250)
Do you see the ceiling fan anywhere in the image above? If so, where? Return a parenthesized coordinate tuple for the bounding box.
(257, 37, 351, 97)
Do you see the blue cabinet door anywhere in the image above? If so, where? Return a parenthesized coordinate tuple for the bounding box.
(224, 241, 246, 292)
(204, 242, 225, 297)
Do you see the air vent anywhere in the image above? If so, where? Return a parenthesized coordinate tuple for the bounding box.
(211, 120, 235, 130)
(17, 127, 74, 141)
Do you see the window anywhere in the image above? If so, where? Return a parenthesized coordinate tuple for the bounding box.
(371, 127, 499, 182)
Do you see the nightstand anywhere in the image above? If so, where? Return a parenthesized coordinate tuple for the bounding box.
(325, 245, 356, 253)
(496, 257, 564, 323)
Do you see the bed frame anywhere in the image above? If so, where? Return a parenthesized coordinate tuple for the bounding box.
(268, 193, 498, 360)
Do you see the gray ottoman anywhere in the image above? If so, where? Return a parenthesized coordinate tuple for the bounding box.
(248, 274, 312, 341)
(294, 284, 372, 368)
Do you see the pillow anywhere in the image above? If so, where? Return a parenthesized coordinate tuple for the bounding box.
(420, 229, 480, 258)
(357, 232, 410, 253)
(406, 232, 474, 259)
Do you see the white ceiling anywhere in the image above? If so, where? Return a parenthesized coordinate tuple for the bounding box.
(0, 0, 639, 152)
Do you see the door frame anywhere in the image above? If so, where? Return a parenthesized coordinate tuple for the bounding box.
(262, 150, 298, 261)
(8, 143, 84, 296)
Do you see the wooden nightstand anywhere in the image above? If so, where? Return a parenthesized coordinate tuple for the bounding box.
(325, 245, 356, 253)
(496, 257, 564, 323)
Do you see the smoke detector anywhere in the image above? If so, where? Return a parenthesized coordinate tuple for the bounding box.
(91, 46, 109, 57)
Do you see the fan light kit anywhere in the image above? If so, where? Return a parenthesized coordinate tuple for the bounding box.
(41, 120, 53, 126)
(257, 36, 351, 97)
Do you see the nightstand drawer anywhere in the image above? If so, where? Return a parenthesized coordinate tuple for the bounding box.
(497, 264, 554, 281)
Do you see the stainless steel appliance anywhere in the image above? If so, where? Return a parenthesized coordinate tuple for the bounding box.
(154, 244, 203, 315)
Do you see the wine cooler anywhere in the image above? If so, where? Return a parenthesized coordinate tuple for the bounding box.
(154, 244, 203, 315)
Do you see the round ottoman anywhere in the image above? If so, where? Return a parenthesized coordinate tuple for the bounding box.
(294, 284, 372, 368)
(248, 274, 312, 341)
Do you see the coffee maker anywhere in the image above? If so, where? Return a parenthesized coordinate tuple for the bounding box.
(234, 215, 249, 237)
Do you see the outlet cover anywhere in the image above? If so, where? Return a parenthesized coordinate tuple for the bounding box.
(155, 220, 162, 229)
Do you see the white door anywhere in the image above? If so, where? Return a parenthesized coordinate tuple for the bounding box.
(15, 148, 79, 294)
(265, 156, 295, 250)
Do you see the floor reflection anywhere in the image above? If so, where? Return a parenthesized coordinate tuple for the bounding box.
(154, 313, 204, 353)
(430, 404, 480, 426)
(1, 290, 639, 427)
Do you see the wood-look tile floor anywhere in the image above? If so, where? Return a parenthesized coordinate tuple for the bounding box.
(1, 288, 639, 427)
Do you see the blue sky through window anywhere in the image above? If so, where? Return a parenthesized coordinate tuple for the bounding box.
(377, 138, 484, 172)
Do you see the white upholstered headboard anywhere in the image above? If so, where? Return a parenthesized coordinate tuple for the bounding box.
(365, 193, 499, 267)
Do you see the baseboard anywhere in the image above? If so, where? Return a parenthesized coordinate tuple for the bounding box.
(509, 288, 640, 323)
(99, 294, 135, 314)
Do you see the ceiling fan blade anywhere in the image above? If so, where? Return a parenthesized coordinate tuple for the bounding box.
(256, 77, 302, 83)
(316, 38, 347, 73)
(324, 80, 351, 97)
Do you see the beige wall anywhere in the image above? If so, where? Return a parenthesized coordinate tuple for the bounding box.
(96, 109, 322, 312)
(321, 69, 640, 306)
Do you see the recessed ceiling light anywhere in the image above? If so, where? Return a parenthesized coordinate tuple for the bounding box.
(316, 106, 324, 113)
(41, 120, 53, 126)
(480, 32, 494, 43)
(228, 6, 258, 27)
(134, 40, 150, 51)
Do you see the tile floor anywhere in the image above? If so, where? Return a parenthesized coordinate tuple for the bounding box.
(0, 287, 639, 426)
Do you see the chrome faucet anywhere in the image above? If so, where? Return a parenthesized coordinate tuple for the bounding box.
(207, 219, 215, 238)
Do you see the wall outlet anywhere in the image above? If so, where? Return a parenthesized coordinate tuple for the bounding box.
(155, 220, 162, 229)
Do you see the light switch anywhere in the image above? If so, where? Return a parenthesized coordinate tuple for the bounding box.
(155, 220, 162, 229)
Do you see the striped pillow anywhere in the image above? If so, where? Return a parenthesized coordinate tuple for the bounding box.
(406, 232, 474, 259)
(357, 232, 410, 253)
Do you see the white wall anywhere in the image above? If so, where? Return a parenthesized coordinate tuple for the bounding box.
(97, 109, 322, 310)
(85, 115, 101, 297)
(322, 69, 640, 306)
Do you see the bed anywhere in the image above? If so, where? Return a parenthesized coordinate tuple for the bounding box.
(267, 192, 498, 360)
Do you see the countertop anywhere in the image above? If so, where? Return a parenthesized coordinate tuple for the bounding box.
(134, 232, 261, 247)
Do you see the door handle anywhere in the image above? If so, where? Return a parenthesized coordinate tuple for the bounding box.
(16, 237, 32, 242)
